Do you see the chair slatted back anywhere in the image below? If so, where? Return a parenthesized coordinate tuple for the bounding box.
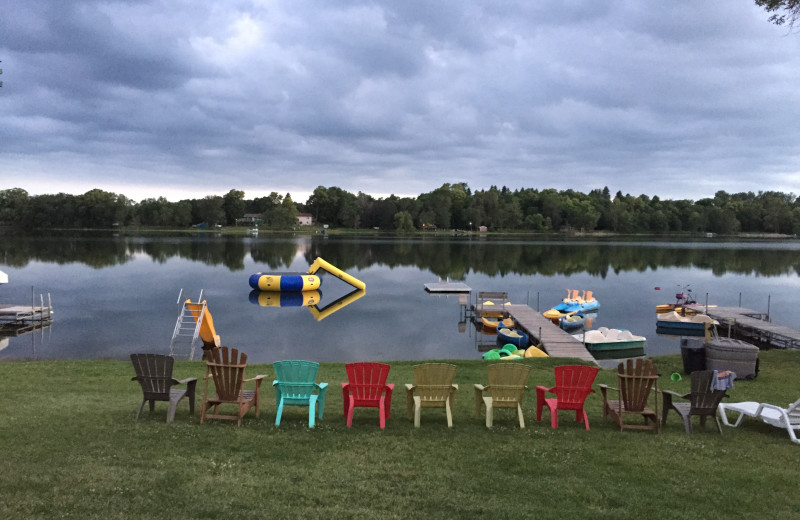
(689, 370, 727, 412)
(786, 397, 800, 425)
(413, 363, 457, 401)
(131, 354, 175, 399)
(206, 346, 247, 401)
(553, 365, 598, 409)
(487, 363, 531, 402)
(346, 362, 391, 400)
(274, 360, 320, 399)
(618, 358, 658, 412)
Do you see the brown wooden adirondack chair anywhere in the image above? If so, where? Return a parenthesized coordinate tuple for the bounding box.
(599, 358, 660, 433)
(200, 346, 265, 426)
(130, 353, 196, 423)
(662, 370, 728, 434)
(405, 363, 458, 428)
(474, 363, 531, 428)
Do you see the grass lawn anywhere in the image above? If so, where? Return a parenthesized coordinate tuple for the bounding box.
(1, 351, 799, 519)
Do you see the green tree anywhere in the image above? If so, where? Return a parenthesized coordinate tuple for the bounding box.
(393, 211, 415, 233)
(222, 189, 246, 226)
(0, 188, 30, 226)
(756, 0, 800, 26)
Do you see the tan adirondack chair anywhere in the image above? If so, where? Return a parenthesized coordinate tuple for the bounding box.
(405, 363, 458, 428)
(599, 358, 660, 433)
(200, 346, 265, 426)
(474, 363, 531, 428)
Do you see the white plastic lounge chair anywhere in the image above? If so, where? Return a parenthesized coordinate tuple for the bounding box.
(717, 397, 800, 444)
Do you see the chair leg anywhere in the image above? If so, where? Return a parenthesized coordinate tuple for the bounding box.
(309, 395, 318, 428)
(317, 387, 327, 420)
(379, 395, 387, 429)
(485, 399, 493, 428)
(406, 386, 414, 422)
(582, 409, 590, 431)
(517, 403, 525, 429)
(342, 384, 349, 417)
(413, 396, 421, 428)
(135, 400, 146, 420)
(275, 397, 284, 426)
(346, 395, 355, 427)
(445, 398, 453, 428)
(683, 415, 692, 434)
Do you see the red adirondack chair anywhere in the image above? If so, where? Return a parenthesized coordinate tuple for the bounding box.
(536, 365, 599, 430)
(341, 362, 394, 428)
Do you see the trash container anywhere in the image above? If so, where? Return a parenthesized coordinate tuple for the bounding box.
(680, 339, 706, 374)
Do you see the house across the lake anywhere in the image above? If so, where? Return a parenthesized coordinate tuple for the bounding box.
(236, 214, 262, 226)
(297, 213, 313, 226)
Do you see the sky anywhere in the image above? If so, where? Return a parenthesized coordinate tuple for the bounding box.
(2, 1, 800, 205)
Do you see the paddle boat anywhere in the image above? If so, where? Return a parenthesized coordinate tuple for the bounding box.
(572, 327, 647, 356)
(543, 290, 599, 323)
(656, 311, 718, 332)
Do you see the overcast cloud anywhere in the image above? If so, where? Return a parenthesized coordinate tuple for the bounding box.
(2, 0, 799, 203)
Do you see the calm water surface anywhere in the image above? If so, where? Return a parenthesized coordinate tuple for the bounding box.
(1, 233, 798, 363)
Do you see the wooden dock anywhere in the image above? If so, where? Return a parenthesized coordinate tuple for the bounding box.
(695, 306, 800, 349)
(505, 304, 596, 363)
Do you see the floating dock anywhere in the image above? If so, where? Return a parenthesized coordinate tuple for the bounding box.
(693, 306, 800, 349)
(424, 280, 472, 293)
(505, 304, 596, 364)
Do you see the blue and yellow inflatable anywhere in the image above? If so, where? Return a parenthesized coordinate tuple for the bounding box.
(248, 273, 321, 292)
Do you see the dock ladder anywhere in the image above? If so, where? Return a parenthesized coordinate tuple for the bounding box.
(169, 289, 205, 357)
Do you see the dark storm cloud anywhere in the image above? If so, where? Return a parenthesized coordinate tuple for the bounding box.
(1, 0, 799, 202)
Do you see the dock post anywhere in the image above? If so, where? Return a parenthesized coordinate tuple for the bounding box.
(739, 292, 742, 307)
(767, 295, 771, 322)
(537, 292, 540, 312)
(705, 293, 709, 314)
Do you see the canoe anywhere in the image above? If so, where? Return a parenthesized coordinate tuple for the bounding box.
(496, 327, 530, 348)
(481, 316, 514, 330)
(559, 312, 585, 330)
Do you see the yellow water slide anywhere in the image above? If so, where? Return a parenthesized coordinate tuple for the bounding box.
(307, 257, 366, 291)
(186, 300, 221, 348)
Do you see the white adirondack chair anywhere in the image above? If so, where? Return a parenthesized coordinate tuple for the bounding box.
(718, 397, 800, 444)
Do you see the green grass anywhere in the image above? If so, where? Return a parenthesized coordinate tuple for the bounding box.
(2, 351, 799, 519)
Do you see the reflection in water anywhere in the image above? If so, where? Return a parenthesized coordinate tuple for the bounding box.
(0, 233, 798, 363)
(1, 233, 799, 277)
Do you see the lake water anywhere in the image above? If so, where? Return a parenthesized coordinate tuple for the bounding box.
(1, 233, 798, 363)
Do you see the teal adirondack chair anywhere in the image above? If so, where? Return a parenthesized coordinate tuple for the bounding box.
(273, 360, 328, 428)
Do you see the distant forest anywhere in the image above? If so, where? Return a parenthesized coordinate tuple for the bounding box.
(1, 184, 798, 235)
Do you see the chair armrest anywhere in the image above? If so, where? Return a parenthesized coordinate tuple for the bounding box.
(662, 390, 687, 399)
(272, 380, 279, 387)
(405, 383, 415, 393)
(244, 375, 266, 383)
(598, 384, 618, 399)
(451, 384, 459, 390)
(474, 384, 487, 392)
(176, 377, 197, 385)
(317, 382, 328, 390)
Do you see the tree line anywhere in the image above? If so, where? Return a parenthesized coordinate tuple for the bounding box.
(1, 184, 799, 235)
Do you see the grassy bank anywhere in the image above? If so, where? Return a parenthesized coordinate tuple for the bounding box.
(2, 351, 799, 519)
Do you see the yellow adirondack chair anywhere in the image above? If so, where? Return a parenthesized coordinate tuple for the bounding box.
(405, 363, 458, 428)
(474, 363, 531, 428)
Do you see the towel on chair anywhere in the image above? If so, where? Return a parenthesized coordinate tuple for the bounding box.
(711, 370, 736, 391)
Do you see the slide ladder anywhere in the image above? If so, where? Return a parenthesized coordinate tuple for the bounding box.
(169, 289, 206, 357)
